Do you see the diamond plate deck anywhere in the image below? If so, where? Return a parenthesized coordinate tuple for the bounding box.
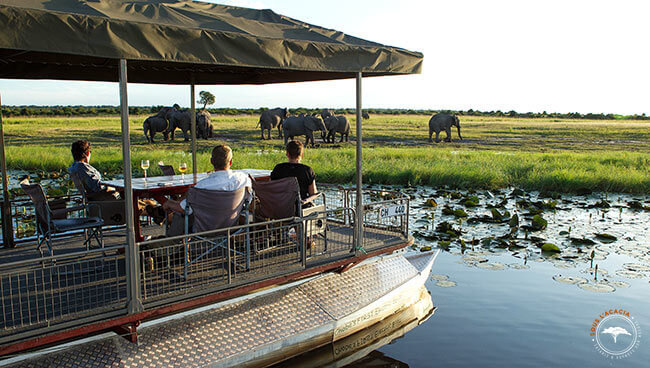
(405, 251, 437, 273)
(5, 254, 427, 368)
(297, 255, 418, 319)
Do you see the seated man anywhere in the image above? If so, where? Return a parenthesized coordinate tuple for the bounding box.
(163, 145, 251, 236)
(270, 140, 317, 206)
(68, 139, 164, 224)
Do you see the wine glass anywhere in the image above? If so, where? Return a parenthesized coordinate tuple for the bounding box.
(141, 160, 150, 180)
(178, 162, 187, 181)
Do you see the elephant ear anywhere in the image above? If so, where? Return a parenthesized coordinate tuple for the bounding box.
(454, 116, 460, 127)
(305, 117, 318, 131)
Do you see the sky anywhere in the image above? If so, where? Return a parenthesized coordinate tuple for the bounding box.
(1, 0, 649, 115)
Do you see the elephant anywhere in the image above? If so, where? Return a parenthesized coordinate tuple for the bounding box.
(143, 107, 173, 143)
(283, 115, 327, 147)
(320, 108, 333, 120)
(196, 110, 214, 139)
(257, 107, 288, 139)
(428, 113, 462, 143)
(322, 115, 350, 143)
(166, 106, 213, 141)
(362, 111, 370, 120)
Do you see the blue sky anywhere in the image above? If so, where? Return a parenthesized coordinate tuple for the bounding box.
(1, 0, 649, 115)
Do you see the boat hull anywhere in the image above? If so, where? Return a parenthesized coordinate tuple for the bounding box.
(2, 250, 439, 368)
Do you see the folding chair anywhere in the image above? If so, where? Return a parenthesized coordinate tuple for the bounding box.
(251, 177, 327, 255)
(182, 186, 251, 276)
(21, 181, 104, 256)
(158, 164, 175, 176)
(70, 171, 126, 226)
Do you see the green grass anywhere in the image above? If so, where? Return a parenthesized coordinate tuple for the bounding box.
(3, 114, 649, 193)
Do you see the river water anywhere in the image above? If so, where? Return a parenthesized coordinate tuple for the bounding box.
(299, 186, 650, 367)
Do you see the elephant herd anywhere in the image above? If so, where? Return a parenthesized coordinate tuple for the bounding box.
(143, 105, 213, 143)
(144, 105, 461, 145)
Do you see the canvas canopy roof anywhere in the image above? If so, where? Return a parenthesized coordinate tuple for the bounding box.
(0, 0, 423, 84)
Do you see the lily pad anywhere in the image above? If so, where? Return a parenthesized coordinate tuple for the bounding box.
(578, 282, 615, 293)
(606, 280, 630, 289)
(475, 262, 506, 271)
(553, 275, 588, 285)
(594, 233, 617, 243)
(615, 270, 645, 279)
(508, 263, 530, 270)
(570, 237, 596, 246)
(435, 280, 457, 288)
(531, 214, 547, 231)
(541, 243, 561, 253)
(430, 274, 449, 281)
(453, 209, 468, 218)
(509, 213, 519, 228)
(423, 198, 438, 207)
(623, 263, 650, 272)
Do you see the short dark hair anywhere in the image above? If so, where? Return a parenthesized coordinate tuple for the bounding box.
(71, 140, 91, 161)
(211, 145, 232, 170)
(286, 140, 304, 159)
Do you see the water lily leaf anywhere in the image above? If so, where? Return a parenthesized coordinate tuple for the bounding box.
(577, 282, 615, 293)
(423, 198, 438, 207)
(570, 237, 596, 246)
(453, 209, 468, 218)
(541, 243, 561, 253)
(594, 233, 617, 243)
(509, 213, 519, 228)
(491, 208, 503, 221)
(531, 214, 547, 231)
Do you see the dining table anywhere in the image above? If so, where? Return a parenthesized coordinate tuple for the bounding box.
(101, 169, 271, 242)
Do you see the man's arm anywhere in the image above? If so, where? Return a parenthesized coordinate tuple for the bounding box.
(163, 199, 185, 214)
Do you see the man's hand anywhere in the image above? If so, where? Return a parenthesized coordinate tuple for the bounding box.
(163, 199, 185, 214)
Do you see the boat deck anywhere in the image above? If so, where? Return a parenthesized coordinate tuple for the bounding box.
(0, 186, 412, 358)
(1, 220, 410, 343)
(1, 251, 435, 368)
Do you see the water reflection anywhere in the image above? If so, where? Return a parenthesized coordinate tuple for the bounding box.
(274, 286, 434, 368)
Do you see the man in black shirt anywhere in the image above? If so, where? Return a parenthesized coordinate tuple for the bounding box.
(270, 140, 317, 201)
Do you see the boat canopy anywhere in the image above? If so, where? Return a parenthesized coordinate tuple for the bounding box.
(0, 0, 423, 84)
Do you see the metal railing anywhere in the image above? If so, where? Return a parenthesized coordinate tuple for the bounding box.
(0, 246, 128, 345)
(139, 218, 305, 307)
(0, 185, 410, 349)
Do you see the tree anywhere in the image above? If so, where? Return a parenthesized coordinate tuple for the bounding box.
(197, 91, 215, 110)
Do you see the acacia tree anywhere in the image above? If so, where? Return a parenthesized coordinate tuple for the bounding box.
(197, 91, 215, 110)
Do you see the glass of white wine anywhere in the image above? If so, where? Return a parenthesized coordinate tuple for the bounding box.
(178, 162, 187, 181)
(141, 160, 150, 180)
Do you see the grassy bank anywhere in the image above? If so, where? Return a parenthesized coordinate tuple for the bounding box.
(3, 115, 649, 193)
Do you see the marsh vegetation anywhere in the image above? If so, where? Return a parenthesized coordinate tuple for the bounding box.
(2, 114, 649, 193)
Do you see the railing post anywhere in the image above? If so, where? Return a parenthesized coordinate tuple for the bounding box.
(190, 79, 197, 180)
(0, 94, 14, 248)
(119, 59, 143, 314)
(355, 72, 364, 255)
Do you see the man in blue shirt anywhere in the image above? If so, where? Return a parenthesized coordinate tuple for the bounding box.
(69, 140, 164, 224)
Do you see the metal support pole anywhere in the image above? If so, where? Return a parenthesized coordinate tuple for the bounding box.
(119, 59, 143, 314)
(0, 94, 14, 248)
(355, 72, 364, 253)
(190, 80, 197, 180)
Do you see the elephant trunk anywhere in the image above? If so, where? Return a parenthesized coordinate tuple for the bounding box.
(457, 125, 462, 140)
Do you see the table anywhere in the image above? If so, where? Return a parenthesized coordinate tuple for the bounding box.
(102, 169, 271, 241)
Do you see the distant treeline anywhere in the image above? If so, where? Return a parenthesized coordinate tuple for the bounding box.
(1, 105, 648, 120)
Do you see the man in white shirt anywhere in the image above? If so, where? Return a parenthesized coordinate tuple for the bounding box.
(163, 145, 251, 236)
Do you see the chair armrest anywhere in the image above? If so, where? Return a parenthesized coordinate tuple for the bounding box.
(51, 205, 86, 218)
(301, 192, 321, 206)
(85, 203, 103, 219)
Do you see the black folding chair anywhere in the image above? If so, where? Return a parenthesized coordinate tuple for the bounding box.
(21, 181, 104, 256)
